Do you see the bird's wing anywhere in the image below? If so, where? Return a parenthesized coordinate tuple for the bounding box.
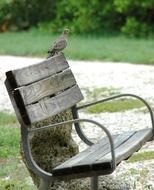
(52, 38, 67, 51)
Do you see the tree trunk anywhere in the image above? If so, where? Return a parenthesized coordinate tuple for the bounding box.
(20, 109, 89, 190)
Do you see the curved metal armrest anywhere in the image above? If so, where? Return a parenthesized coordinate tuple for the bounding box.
(77, 93, 154, 132)
(22, 119, 116, 182)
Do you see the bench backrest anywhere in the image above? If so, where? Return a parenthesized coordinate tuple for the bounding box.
(5, 54, 83, 125)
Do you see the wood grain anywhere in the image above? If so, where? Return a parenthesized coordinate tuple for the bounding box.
(25, 85, 83, 123)
(95, 128, 153, 165)
(5, 79, 30, 125)
(52, 128, 153, 179)
(6, 54, 69, 87)
(53, 131, 135, 173)
(18, 69, 76, 105)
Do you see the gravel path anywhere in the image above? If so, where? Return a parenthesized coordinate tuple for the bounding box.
(0, 55, 154, 189)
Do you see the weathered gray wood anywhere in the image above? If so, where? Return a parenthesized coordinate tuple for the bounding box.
(18, 69, 76, 105)
(6, 54, 69, 88)
(54, 131, 134, 171)
(52, 131, 135, 177)
(53, 135, 114, 170)
(24, 85, 83, 123)
(52, 128, 153, 180)
(95, 128, 153, 166)
(76, 131, 134, 165)
(5, 79, 30, 125)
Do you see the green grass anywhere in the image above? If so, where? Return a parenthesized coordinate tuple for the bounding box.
(0, 29, 154, 64)
(128, 151, 154, 163)
(81, 87, 144, 113)
(86, 99, 144, 113)
(0, 112, 19, 158)
(0, 112, 36, 189)
(0, 112, 17, 126)
(0, 157, 36, 189)
(82, 87, 121, 101)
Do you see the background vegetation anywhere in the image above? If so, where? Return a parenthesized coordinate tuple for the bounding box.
(0, 0, 154, 37)
(0, 0, 154, 64)
(0, 30, 154, 64)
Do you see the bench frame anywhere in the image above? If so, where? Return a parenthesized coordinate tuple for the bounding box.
(5, 54, 154, 190)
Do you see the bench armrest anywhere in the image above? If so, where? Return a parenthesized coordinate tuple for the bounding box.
(21, 119, 116, 181)
(77, 93, 154, 133)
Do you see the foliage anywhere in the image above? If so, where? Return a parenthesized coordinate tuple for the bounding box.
(114, 0, 154, 37)
(0, 0, 55, 32)
(121, 17, 151, 38)
(51, 0, 122, 34)
(0, 0, 154, 36)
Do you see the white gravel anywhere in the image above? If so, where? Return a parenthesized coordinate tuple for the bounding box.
(0, 55, 154, 189)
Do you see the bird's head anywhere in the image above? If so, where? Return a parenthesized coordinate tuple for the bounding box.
(63, 28, 70, 35)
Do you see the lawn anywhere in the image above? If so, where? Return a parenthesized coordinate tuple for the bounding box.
(0, 29, 154, 64)
(0, 112, 37, 189)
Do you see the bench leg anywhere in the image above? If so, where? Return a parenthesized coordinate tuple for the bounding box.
(38, 178, 50, 190)
(91, 176, 98, 190)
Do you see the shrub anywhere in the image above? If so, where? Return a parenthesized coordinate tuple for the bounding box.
(0, 0, 56, 32)
(121, 17, 151, 37)
(0, 0, 154, 37)
(114, 0, 154, 37)
(51, 0, 122, 34)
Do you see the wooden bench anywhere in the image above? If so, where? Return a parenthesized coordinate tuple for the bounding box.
(5, 53, 154, 190)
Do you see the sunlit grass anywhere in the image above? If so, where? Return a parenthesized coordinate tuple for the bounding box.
(85, 99, 144, 113)
(0, 30, 154, 64)
(128, 151, 154, 163)
(0, 112, 17, 125)
(81, 87, 144, 113)
(0, 112, 19, 158)
(0, 112, 36, 189)
(0, 157, 36, 189)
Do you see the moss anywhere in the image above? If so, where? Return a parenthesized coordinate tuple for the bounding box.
(127, 151, 154, 163)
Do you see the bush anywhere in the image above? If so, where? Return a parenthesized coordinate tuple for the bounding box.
(50, 0, 122, 34)
(0, 0, 154, 37)
(114, 0, 154, 37)
(0, 0, 56, 32)
(121, 17, 151, 37)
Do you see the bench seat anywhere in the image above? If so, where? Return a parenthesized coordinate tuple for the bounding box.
(52, 128, 153, 180)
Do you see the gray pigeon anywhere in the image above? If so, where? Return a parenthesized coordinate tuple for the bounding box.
(48, 28, 69, 57)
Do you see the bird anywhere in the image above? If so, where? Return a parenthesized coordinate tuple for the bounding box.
(47, 28, 69, 58)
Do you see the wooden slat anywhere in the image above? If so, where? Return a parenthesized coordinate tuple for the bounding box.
(52, 128, 153, 180)
(53, 135, 116, 170)
(6, 54, 69, 88)
(52, 130, 135, 177)
(95, 128, 153, 166)
(55, 131, 134, 170)
(73, 131, 134, 167)
(18, 69, 76, 105)
(5, 79, 30, 125)
(24, 85, 83, 123)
